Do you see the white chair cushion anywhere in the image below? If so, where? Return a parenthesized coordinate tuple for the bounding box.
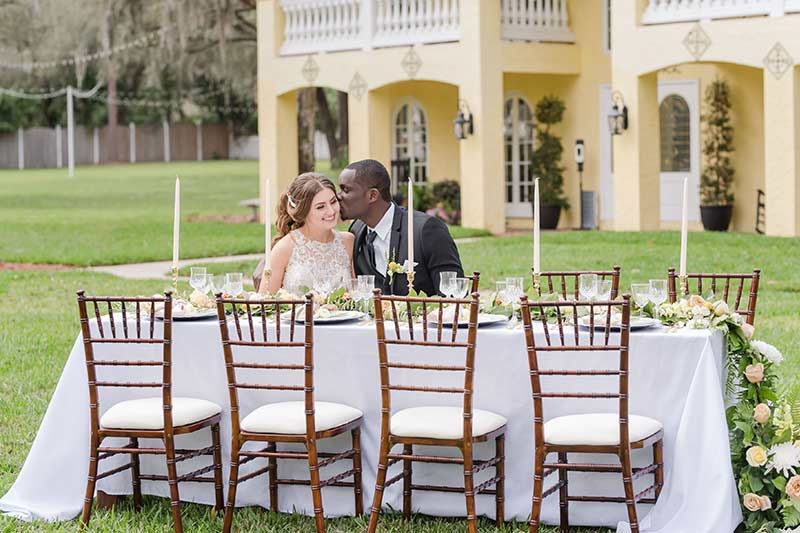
(100, 397, 222, 430)
(544, 413, 663, 446)
(240, 401, 362, 434)
(390, 406, 507, 440)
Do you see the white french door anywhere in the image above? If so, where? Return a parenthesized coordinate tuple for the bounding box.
(658, 80, 700, 222)
(504, 94, 535, 217)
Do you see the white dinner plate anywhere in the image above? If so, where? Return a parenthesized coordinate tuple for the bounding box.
(578, 315, 661, 331)
(156, 309, 218, 322)
(428, 313, 509, 329)
(295, 310, 365, 324)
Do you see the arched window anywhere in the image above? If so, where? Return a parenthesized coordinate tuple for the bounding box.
(504, 94, 535, 217)
(392, 99, 428, 193)
(660, 95, 691, 172)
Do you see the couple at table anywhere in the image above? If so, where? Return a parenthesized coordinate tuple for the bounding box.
(253, 159, 464, 297)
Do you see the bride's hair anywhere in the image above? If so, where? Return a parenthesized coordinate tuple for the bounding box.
(275, 172, 337, 244)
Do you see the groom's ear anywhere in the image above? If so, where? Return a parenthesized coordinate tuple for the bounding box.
(366, 188, 380, 203)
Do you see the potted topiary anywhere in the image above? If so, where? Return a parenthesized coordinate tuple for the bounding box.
(531, 95, 570, 229)
(700, 78, 735, 231)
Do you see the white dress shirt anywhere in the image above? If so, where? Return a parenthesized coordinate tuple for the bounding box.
(368, 203, 395, 277)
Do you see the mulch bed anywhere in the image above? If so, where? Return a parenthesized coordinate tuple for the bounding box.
(0, 262, 72, 271)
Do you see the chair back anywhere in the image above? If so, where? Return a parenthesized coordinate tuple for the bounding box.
(533, 266, 621, 299)
(667, 268, 761, 325)
(520, 295, 632, 448)
(215, 294, 314, 436)
(467, 271, 480, 294)
(76, 291, 175, 433)
(373, 290, 480, 441)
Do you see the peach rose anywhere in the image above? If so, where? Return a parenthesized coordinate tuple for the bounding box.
(759, 495, 772, 510)
(742, 323, 755, 340)
(746, 446, 768, 467)
(745, 363, 765, 384)
(743, 493, 762, 512)
(787, 475, 800, 500)
(688, 295, 706, 307)
(754, 403, 771, 424)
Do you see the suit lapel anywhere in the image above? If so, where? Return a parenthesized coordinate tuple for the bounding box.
(388, 207, 407, 294)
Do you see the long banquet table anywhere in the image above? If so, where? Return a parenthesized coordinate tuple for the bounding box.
(1, 317, 742, 532)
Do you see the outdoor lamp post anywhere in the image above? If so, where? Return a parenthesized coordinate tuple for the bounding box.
(453, 99, 474, 140)
(607, 91, 628, 135)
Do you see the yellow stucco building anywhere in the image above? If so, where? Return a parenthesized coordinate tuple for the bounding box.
(257, 0, 800, 238)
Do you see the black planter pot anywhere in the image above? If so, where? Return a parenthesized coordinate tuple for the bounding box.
(700, 205, 733, 232)
(540, 204, 562, 230)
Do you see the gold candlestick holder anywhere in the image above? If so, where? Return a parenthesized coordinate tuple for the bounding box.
(680, 274, 688, 297)
(406, 270, 415, 294)
(171, 266, 179, 294)
(532, 271, 541, 297)
(257, 268, 272, 295)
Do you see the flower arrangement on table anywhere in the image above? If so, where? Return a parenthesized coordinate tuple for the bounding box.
(657, 294, 796, 532)
(233, 286, 360, 319)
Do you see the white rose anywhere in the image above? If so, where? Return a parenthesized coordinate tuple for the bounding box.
(746, 445, 768, 467)
(713, 300, 730, 316)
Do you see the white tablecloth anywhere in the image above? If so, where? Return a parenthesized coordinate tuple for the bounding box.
(1, 318, 741, 532)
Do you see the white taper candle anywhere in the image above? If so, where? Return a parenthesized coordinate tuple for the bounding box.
(533, 177, 541, 274)
(172, 177, 180, 272)
(407, 176, 414, 268)
(679, 177, 688, 277)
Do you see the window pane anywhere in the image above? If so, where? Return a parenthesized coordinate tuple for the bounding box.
(659, 95, 691, 172)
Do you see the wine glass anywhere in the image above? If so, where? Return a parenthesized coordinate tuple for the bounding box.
(631, 283, 651, 319)
(579, 273, 599, 301)
(358, 275, 375, 317)
(439, 271, 457, 298)
(495, 281, 509, 306)
(225, 273, 244, 298)
(453, 278, 471, 299)
(505, 277, 525, 300)
(597, 280, 613, 301)
(649, 279, 668, 321)
(209, 274, 226, 296)
(189, 267, 208, 294)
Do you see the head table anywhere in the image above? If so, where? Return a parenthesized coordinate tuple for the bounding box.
(1, 316, 741, 533)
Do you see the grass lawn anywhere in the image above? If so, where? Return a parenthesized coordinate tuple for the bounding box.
(0, 161, 487, 267)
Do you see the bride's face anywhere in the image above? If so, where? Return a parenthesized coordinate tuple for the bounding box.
(304, 188, 340, 231)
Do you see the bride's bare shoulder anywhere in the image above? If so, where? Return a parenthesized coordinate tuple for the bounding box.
(338, 231, 355, 249)
(272, 233, 296, 256)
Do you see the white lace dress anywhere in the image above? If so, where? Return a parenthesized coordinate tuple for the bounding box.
(282, 229, 353, 295)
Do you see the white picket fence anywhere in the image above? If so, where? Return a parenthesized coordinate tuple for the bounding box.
(642, 0, 800, 24)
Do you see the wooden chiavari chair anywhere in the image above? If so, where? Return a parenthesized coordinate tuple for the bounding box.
(215, 293, 363, 533)
(532, 266, 622, 299)
(667, 268, 761, 325)
(76, 291, 223, 533)
(520, 295, 664, 533)
(467, 271, 480, 294)
(368, 290, 506, 533)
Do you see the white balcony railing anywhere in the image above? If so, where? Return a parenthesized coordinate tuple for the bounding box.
(279, 0, 462, 56)
(642, 0, 800, 25)
(500, 0, 575, 43)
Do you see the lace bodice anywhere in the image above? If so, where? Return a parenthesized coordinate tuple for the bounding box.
(282, 229, 352, 295)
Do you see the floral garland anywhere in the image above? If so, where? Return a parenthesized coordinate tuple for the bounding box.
(658, 296, 794, 532)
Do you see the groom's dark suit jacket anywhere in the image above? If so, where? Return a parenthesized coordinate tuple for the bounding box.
(349, 206, 464, 296)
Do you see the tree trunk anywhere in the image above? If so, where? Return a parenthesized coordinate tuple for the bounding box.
(297, 88, 316, 172)
(315, 88, 339, 164)
(337, 90, 348, 162)
(106, 76, 118, 162)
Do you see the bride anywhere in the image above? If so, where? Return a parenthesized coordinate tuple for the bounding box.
(264, 172, 355, 295)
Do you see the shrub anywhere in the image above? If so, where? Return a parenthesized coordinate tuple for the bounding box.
(531, 95, 569, 209)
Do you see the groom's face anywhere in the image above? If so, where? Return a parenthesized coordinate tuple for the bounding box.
(338, 168, 371, 221)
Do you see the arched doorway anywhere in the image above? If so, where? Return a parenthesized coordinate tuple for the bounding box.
(504, 93, 535, 217)
(659, 81, 700, 221)
(392, 98, 428, 194)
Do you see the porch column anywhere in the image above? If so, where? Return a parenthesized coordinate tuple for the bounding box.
(763, 66, 800, 237)
(458, 0, 504, 234)
(257, 0, 296, 224)
(347, 88, 391, 169)
(611, 72, 660, 231)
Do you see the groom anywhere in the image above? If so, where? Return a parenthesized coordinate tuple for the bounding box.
(338, 159, 464, 296)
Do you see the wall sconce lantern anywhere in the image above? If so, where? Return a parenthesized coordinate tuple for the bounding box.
(607, 91, 628, 136)
(453, 99, 474, 140)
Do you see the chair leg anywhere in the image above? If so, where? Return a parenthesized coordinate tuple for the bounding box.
(462, 446, 477, 533)
(352, 428, 364, 516)
(620, 448, 639, 533)
(495, 434, 505, 526)
(529, 446, 546, 533)
(81, 436, 100, 526)
(211, 424, 224, 513)
(557, 452, 569, 533)
(367, 440, 391, 533)
(223, 439, 241, 533)
(653, 439, 664, 501)
(402, 444, 412, 520)
(163, 434, 183, 533)
(306, 439, 326, 533)
(267, 441, 278, 512)
(130, 437, 143, 511)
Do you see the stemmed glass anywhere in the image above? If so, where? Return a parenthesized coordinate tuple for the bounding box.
(631, 283, 651, 319)
(209, 275, 226, 296)
(225, 273, 244, 298)
(579, 273, 599, 301)
(504, 277, 525, 325)
(190, 267, 208, 294)
(649, 279, 668, 321)
(357, 275, 375, 321)
(597, 280, 613, 301)
(439, 271, 457, 298)
(453, 278, 471, 299)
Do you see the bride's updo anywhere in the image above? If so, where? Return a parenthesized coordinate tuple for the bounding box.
(275, 172, 337, 243)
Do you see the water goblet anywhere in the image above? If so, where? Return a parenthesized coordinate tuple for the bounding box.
(495, 281, 509, 307)
(225, 273, 244, 298)
(453, 278, 471, 299)
(209, 274, 226, 296)
(358, 275, 376, 316)
(189, 267, 208, 294)
(649, 279, 668, 321)
(631, 283, 651, 319)
(439, 271, 457, 298)
(597, 280, 613, 301)
(579, 273, 599, 301)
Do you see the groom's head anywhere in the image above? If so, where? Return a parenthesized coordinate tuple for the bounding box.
(338, 159, 392, 222)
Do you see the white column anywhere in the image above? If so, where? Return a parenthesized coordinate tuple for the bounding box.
(67, 86, 75, 177)
(360, 0, 375, 49)
(163, 119, 171, 162)
(92, 127, 100, 165)
(55, 124, 63, 168)
(129, 122, 136, 163)
(196, 121, 203, 161)
(770, 0, 786, 17)
(17, 128, 24, 170)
